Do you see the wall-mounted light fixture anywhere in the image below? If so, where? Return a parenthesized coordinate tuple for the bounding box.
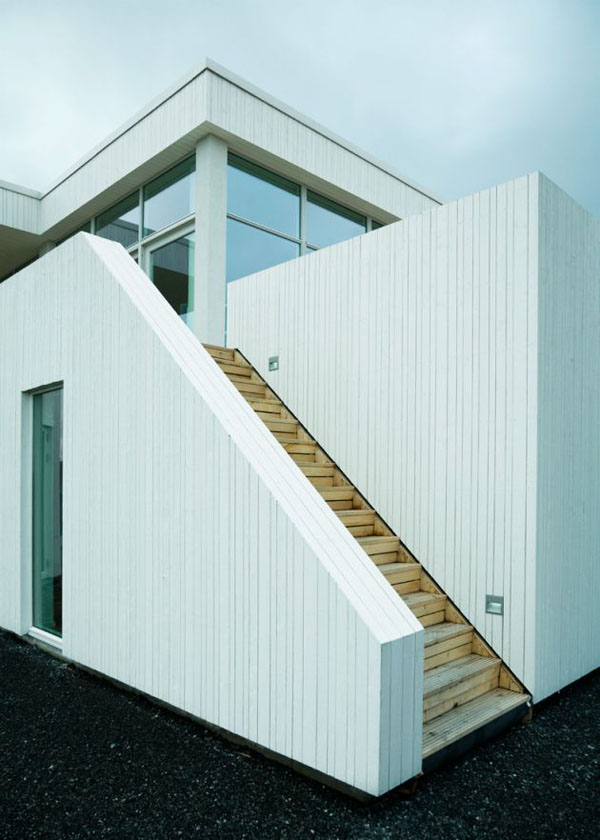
(486, 595, 504, 615)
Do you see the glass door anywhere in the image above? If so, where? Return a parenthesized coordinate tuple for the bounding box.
(32, 387, 63, 638)
(146, 231, 195, 326)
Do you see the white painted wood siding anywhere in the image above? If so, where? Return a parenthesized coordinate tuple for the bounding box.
(0, 182, 40, 233)
(535, 175, 600, 700)
(228, 175, 542, 695)
(0, 235, 423, 796)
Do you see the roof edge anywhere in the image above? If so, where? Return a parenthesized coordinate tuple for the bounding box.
(40, 57, 443, 205)
(0, 179, 42, 200)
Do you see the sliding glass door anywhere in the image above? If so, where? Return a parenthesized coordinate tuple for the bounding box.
(32, 387, 63, 638)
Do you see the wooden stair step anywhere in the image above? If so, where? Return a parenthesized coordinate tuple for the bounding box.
(232, 380, 267, 397)
(379, 562, 421, 587)
(299, 463, 335, 476)
(424, 622, 474, 670)
(423, 654, 501, 722)
(357, 535, 414, 566)
(422, 688, 530, 759)
(203, 343, 235, 362)
(299, 462, 336, 487)
(280, 440, 317, 464)
(402, 591, 447, 626)
(217, 361, 253, 378)
(358, 535, 400, 559)
(319, 486, 356, 510)
(247, 399, 283, 415)
(337, 508, 375, 536)
(265, 418, 299, 434)
(256, 409, 285, 422)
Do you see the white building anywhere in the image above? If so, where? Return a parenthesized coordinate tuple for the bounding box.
(1, 59, 598, 798)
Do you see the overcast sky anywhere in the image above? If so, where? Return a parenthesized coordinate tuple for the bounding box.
(1, 0, 599, 215)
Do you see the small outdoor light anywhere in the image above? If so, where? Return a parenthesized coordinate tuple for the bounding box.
(486, 594, 504, 615)
(268, 355, 279, 372)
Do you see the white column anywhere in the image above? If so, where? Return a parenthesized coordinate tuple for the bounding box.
(193, 134, 228, 345)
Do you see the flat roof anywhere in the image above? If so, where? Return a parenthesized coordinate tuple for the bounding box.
(4, 58, 442, 206)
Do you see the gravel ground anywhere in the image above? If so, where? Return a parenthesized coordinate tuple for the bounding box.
(0, 629, 598, 840)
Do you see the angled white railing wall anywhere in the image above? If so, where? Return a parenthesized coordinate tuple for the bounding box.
(0, 234, 423, 796)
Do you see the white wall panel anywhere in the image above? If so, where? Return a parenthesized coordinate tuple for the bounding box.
(228, 175, 542, 694)
(535, 176, 600, 700)
(0, 234, 423, 796)
(0, 183, 40, 233)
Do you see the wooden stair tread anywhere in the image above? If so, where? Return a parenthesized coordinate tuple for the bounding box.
(216, 361, 253, 377)
(358, 536, 400, 552)
(319, 487, 354, 499)
(336, 509, 375, 521)
(403, 592, 446, 610)
(203, 343, 235, 361)
(299, 462, 335, 473)
(422, 688, 530, 758)
(424, 622, 472, 647)
(423, 654, 499, 699)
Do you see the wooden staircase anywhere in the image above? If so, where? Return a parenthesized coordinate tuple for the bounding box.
(205, 344, 530, 768)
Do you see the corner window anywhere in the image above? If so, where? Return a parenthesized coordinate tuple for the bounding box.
(228, 155, 300, 238)
(306, 192, 366, 249)
(143, 157, 195, 237)
(226, 218, 299, 283)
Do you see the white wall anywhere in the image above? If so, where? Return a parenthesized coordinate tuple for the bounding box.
(535, 176, 600, 699)
(0, 181, 40, 233)
(228, 175, 543, 695)
(0, 234, 423, 796)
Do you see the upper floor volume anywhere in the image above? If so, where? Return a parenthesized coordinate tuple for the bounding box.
(0, 59, 441, 345)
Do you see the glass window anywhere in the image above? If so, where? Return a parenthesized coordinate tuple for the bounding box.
(228, 155, 300, 238)
(371, 220, 384, 231)
(149, 233, 195, 323)
(96, 193, 140, 248)
(143, 157, 195, 237)
(57, 221, 91, 246)
(307, 192, 366, 249)
(227, 218, 299, 283)
(32, 387, 63, 638)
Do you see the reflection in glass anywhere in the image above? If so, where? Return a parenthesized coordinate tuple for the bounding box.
(143, 157, 195, 237)
(371, 220, 384, 231)
(96, 193, 140, 248)
(307, 192, 366, 249)
(226, 218, 299, 283)
(149, 233, 195, 321)
(32, 388, 63, 637)
(228, 155, 300, 238)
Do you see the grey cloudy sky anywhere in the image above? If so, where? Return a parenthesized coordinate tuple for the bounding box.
(1, 0, 599, 215)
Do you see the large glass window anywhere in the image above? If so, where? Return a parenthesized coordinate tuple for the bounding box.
(95, 192, 140, 248)
(148, 233, 195, 324)
(143, 157, 195, 237)
(226, 153, 384, 285)
(306, 192, 366, 248)
(32, 387, 63, 638)
(228, 155, 300, 237)
(227, 218, 299, 283)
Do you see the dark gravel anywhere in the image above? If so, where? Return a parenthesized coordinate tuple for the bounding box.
(0, 629, 598, 840)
